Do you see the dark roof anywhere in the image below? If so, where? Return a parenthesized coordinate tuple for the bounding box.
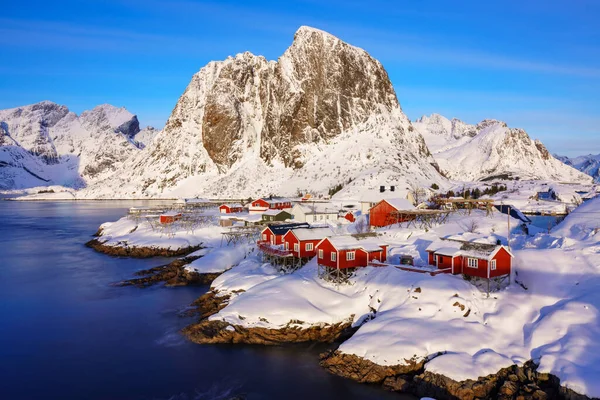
(493, 204, 531, 223)
(268, 222, 310, 235)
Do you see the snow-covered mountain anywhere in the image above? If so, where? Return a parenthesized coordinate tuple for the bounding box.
(0, 101, 153, 189)
(83, 26, 444, 199)
(555, 154, 600, 183)
(413, 114, 591, 183)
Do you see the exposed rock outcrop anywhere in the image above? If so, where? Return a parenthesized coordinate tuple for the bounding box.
(115, 254, 220, 287)
(85, 238, 202, 258)
(84, 26, 443, 199)
(183, 319, 353, 346)
(320, 352, 593, 400)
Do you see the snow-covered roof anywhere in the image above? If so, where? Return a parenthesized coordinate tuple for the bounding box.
(176, 198, 210, 204)
(263, 209, 290, 216)
(161, 211, 181, 217)
(360, 190, 411, 204)
(237, 214, 263, 222)
(258, 197, 292, 204)
(381, 198, 416, 211)
(324, 235, 387, 252)
(290, 227, 334, 241)
(293, 202, 339, 215)
(426, 238, 512, 260)
(221, 203, 243, 208)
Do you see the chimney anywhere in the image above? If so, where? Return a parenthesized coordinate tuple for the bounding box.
(390, 185, 395, 192)
(379, 186, 385, 193)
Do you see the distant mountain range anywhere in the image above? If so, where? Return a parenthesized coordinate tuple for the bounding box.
(555, 154, 600, 183)
(0, 27, 593, 197)
(413, 114, 590, 183)
(0, 101, 156, 190)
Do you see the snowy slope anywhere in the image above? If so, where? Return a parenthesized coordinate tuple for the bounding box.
(412, 113, 477, 154)
(81, 26, 444, 199)
(415, 114, 591, 183)
(203, 205, 600, 397)
(0, 101, 152, 189)
(556, 153, 600, 183)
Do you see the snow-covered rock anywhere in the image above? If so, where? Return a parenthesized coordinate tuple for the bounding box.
(414, 114, 591, 183)
(0, 101, 152, 189)
(82, 26, 444, 199)
(556, 153, 600, 183)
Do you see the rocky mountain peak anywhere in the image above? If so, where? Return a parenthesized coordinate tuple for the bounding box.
(83, 26, 441, 198)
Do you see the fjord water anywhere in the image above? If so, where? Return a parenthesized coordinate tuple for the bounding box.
(0, 201, 409, 400)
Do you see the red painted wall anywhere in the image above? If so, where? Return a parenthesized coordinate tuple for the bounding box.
(252, 199, 270, 208)
(316, 238, 338, 268)
(490, 247, 512, 278)
(220, 205, 242, 213)
(338, 249, 369, 269)
(462, 257, 489, 278)
(369, 200, 412, 228)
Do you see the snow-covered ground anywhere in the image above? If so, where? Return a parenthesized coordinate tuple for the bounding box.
(202, 201, 600, 397)
(95, 214, 222, 251)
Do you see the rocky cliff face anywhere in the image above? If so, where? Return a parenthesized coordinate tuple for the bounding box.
(414, 114, 591, 183)
(0, 101, 150, 189)
(85, 26, 441, 198)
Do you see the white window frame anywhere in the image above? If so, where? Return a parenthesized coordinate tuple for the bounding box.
(305, 243, 314, 251)
(490, 259, 497, 271)
(285, 242, 289, 250)
(347, 251, 355, 261)
(318, 249, 324, 259)
(294, 243, 299, 252)
(467, 258, 478, 268)
(262, 234, 266, 241)
(331, 252, 337, 261)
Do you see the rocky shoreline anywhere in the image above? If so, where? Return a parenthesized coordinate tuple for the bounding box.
(320, 351, 592, 400)
(115, 255, 221, 288)
(85, 238, 203, 258)
(180, 289, 594, 399)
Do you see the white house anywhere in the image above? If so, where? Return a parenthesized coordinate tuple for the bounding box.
(291, 203, 340, 223)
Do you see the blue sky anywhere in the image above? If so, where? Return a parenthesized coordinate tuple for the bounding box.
(1, 0, 598, 156)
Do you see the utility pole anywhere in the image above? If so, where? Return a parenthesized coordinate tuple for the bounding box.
(507, 206, 511, 251)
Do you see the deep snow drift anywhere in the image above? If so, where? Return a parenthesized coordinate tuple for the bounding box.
(199, 205, 600, 397)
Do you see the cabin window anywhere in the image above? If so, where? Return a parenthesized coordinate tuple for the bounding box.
(347, 251, 355, 261)
(306, 243, 314, 251)
(318, 249, 323, 259)
(320, 215, 324, 220)
(331, 252, 337, 261)
(285, 242, 289, 250)
(438, 255, 444, 263)
(262, 234, 266, 241)
(468, 258, 478, 268)
(490, 260, 497, 271)
(294, 243, 299, 252)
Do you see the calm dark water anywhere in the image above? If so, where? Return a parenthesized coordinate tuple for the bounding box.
(528, 214, 563, 231)
(0, 200, 410, 400)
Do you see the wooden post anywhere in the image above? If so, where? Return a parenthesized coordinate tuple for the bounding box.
(487, 278, 490, 298)
(507, 206, 511, 251)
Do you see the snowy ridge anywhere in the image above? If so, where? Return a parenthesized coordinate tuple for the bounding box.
(81, 26, 442, 199)
(556, 153, 600, 183)
(414, 114, 591, 183)
(0, 101, 153, 189)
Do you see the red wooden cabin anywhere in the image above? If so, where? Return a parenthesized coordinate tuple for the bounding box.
(315, 236, 388, 270)
(258, 223, 310, 246)
(369, 198, 415, 228)
(251, 198, 292, 210)
(219, 203, 244, 214)
(426, 239, 513, 278)
(159, 212, 182, 224)
(283, 227, 333, 259)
